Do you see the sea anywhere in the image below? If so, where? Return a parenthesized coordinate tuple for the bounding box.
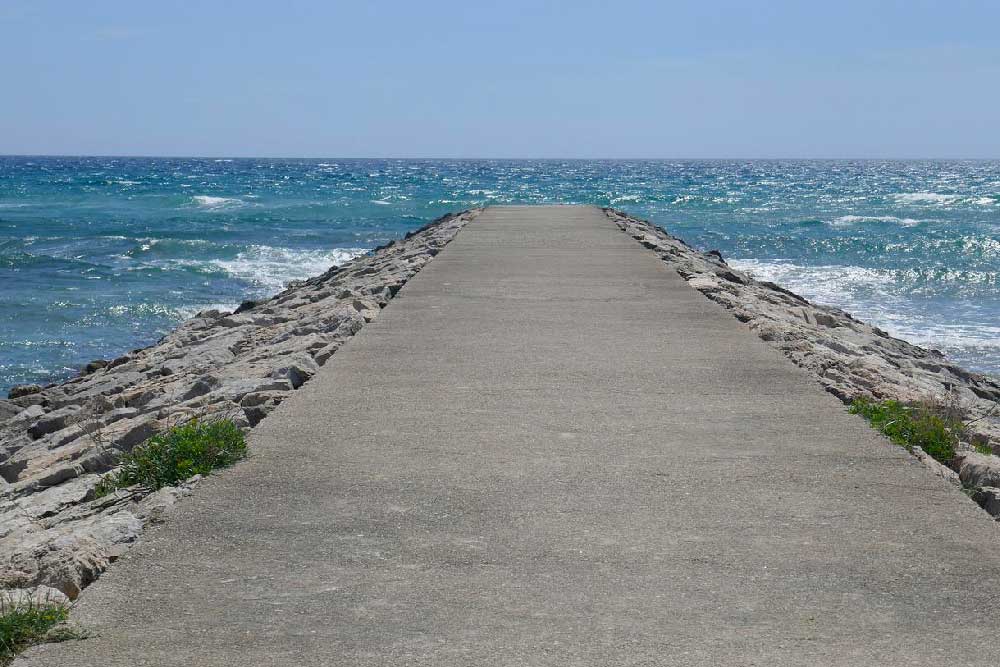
(1, 157, 997, 393)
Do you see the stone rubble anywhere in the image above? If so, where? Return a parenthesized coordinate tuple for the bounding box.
(0, 209, 479, 601)
(3, 203, 998, 606)
(605, 207, 1000, 516)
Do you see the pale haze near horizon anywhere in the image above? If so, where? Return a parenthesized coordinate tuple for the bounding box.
(3, 0, 999, 159)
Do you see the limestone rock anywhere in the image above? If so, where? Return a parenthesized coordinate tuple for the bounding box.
(971, 487, 1000, 518)
(956, 452, 1000, 489)
(0, 208, 480, 603)
(1, 585, 70, 610)
(605, 207, 1000, 450)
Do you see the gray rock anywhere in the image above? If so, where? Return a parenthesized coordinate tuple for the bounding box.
(27, 405, 82, 440)
(912, 446, 962, 487)
(0, 208, 480, 602)
(956, 452, 1000, 489)
(1, 585, 70, 610)
(104, 417, 159, 452)
(972, 486, 1000, 518)
(606, 208, 1000, 449)
(12, 404, 46, 424)
(270, 356, 319, 390)
(0, 400, 20, 421)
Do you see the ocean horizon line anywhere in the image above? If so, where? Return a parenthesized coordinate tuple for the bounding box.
(3, 154, 1000, 162)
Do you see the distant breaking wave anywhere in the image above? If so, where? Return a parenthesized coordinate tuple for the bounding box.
(192, 195, 246, 209)
(2, 156, 999, 393)
(893, 192, 998, 206)
(830, 215, 921, 227)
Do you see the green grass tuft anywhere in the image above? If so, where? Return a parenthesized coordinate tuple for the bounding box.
(0, 600, 71, 666)
(849, 397, 960, 463)
(973, 440, 994, 455)
(95, 418, 246, 498)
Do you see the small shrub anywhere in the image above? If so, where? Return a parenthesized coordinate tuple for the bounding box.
(95, 418, 246, 497)
(973, 440, 994, 455)
(0, 600, 71, 666)
(850, 397, 960, 463)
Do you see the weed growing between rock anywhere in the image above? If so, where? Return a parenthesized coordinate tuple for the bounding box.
(850, 397, 962, 464)
(94, 418, 246, 498)
(0, 598, 77, 666)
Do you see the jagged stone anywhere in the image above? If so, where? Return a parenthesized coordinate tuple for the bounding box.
(956, 452, 1000, 489)
(972, 487, 1000, 518)
(27, 406, 82, 440)
(606, 208, 1000, 449)
(0, 208, 480, 602)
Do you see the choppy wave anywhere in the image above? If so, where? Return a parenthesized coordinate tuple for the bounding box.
(210, 246, 366, 292)
(172, 302, 241, 320)
(894, 192, 998, 206)
(192, 195, 245, 209)
(730, 258, 1000, 369)
(3, 156, 999, 392)
(830, 215, 921, 227)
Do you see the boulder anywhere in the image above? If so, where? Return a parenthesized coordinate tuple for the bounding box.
(28, 405, 82, 440)
(0, 208, 482, 603)
(8, 384, 43, 399)
(956, 452, 1000, 489)
(972, 487, 1000, 518)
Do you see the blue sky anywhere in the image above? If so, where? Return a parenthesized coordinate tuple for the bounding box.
(3, 1, 999, 158)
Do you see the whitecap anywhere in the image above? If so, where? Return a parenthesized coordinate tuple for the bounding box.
(611, 194, 643, 204)
(830, 215, 920, 227)
(173, 302, 240, 320)
(729, 259, 1000, 359)
(893, 192, 960, 205)
(192, 195, 244, 209)
(209, 246, 367, 292)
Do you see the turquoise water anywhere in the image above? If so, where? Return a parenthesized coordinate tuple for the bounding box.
(1, 157, 998, 392)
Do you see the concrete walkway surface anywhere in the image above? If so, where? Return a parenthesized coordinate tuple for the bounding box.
(20, 205, 1000, 666)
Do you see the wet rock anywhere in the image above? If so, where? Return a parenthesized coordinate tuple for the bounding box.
(8, 384, 43, 400)
(83, 359, 109, 375)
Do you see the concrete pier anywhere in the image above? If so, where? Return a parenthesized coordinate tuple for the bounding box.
(22, 206, 1000, 666)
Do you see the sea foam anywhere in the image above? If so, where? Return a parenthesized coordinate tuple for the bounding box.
(830, 215, 921, 227)
(192, 195, 244, 209)
(210, 246, 366, 292)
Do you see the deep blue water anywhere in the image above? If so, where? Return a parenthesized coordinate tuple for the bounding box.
(1, 157, 998, 392)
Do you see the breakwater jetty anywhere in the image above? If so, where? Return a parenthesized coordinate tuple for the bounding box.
(10, 206, 1000, 665)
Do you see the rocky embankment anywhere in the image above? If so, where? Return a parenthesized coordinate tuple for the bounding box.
(606, 208, 1000, 510)
(2, 204, 997, 609)
(0, 209, 480, 603)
